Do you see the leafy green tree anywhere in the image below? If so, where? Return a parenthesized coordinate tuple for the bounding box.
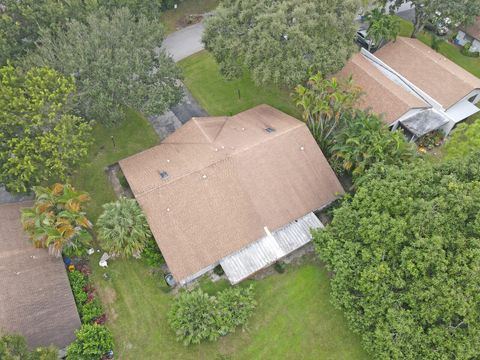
(0, 0, 97, 65)
(443, 120, 480, 160)
(0, 64, 92, 193)
(27, 7, 182, 125)
(97, 197, 152, 257)
(203, 0, 360, 86)
(66, 324, 113, 360)
(365, 8, 400, 51)
(97, 0, 167, 19)
(314, 154, 480, 359)
(21, 183, 93, 257)
(389, 0, 480, 38)
(293, 72, 362, 154)
(331, 111, 416, 181)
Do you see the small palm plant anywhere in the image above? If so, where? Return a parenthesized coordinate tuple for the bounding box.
(21, 183, 93, 257)
(96, 197, 152, 257)
(365, 8, 400, 51)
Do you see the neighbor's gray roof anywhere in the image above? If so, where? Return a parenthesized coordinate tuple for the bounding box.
(461, 16, 480, 40)
(0, 202, 81, 349)
(400, 109, 449, 137)
(120, 105, 344, 283)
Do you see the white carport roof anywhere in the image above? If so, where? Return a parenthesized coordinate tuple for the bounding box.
(446, 101, 480, 123)
(220, 212, 323, 284)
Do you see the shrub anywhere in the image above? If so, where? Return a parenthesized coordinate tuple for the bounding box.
(97, 198, 152, 257)
(169, 289, 220, 345)
(28, 346, 58, 360)
(142, 237, 165, 267)
(168, 286, 256, 346)
(81, 299, 104, 324)
(66, 324, 113, 360)
(460, 42, 480, 57)
(118, 175, 129, 189)
(0, 334, 58, 360)
(217, 286, 256, 334)
(213, 265, 225, 276)
(274, 261, 286, 273)
(68, 270, 88, 306)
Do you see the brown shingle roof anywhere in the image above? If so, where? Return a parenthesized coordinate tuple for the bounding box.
(120, 105, 344, 282)
(375, 37, 480, 109)
(0, 202, 81, 349)
(337, 52, 429, 124)
(462, 16, 480, 40)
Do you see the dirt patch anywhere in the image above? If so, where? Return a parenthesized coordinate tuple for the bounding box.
(106, 163, 133, 199)
(101, 286, 117, 305)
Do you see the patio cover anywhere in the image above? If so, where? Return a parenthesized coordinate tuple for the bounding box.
(400, 109, 449, 138)
(446, 101, 480, 123)
(220, 212, 323, 284)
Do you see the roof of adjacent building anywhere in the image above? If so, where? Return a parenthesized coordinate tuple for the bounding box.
(374, 37, 480, 109)
(0, 202, 81, 349)
(120, 105, 344, 283)
(462, 16, 480, 40)
(337, 52, 429, 124)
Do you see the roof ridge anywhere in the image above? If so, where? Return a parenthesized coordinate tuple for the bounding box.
(135, 121, 306, 198)
(192, 118, 214, 143)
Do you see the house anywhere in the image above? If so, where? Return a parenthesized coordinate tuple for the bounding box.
(120, 105, 344, 285)
(455, 17, 480, 53)
(338, 37, 480, 140)
(0, 202, 81, 349)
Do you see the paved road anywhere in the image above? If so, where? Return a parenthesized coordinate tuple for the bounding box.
(162, 22, 205, 62)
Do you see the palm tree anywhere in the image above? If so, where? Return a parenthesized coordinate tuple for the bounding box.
(96, 197, 152, 258)
(21, 183, 92, 257)
(365, 8, 400, 52)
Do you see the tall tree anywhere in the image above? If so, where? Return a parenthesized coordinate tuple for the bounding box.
(0, 0, 97, 65)
(389, 0, 480, 38)
(21, 183, 93, 257)
(26, 7, 183, 125)
(203, 0, 361, 87)
(0, 64, 92, 193)
(365, 7, 400, 51)
(293, 72, 362, 154)
(314, 154, 480, 359)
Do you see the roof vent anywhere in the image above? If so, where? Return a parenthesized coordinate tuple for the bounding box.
(159, 170, 169, 180)
(265, 127, 275, 133)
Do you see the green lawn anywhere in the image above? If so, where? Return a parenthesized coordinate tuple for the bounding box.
(91, 258, 368, 360)
(160, 0, 220, 34)
(71, 109, 160, 221)
(396, 17, 480, 78)
(179, 51, 300, 118)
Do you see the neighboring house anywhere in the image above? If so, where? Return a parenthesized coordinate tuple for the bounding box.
(455, 17, 480, 52)
(120, 105, 344, 285)
(338, 37, 480, 140)
(0, 202, 80, 350)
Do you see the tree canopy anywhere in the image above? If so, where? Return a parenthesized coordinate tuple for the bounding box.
(203, 0, 360, 86)
(314, 154, 480, 359)
(389, 0, 480, 38)
(443, 120, 480, 160)
(0, 64, 92, 193)
(27, 7, 182, 125)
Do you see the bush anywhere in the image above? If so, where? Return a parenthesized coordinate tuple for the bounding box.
(217, 286, 256, 334)
(66, 324, 113, 360)
(142, 237, 165, 267)
(168, 286, 256, 346)
(461, 42, 480, 57)
(97, 198, 152, 257)
(68, 270, 88, 306)
(118, 175, 129, 189)
(0, 334, 58, 360)
(28, 346, 58, 360)
(213, 265, 225, 276)
(81, 299, 104, 324)
(274, 261, 286, 273)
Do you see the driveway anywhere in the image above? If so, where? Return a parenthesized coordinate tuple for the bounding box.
(162, 22, 205, 62)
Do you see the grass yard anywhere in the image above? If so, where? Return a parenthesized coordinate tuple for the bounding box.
(396, 17, 480, 78)
(160, 0, 220, 34)
(91, 258, 368, 360)
(71, 109, 160, 221)
(179, 51, 300, 118)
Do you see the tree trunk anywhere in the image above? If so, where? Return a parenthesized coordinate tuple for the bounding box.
(411, 12, 424, 38)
